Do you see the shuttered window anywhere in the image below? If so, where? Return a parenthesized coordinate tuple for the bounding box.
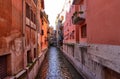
(0, 56, 7, 79)
(81, 24, 87, 38)
(26, 3, 30, 19)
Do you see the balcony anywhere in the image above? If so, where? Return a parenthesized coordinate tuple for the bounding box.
(72, 0, 83, 5)
(72, 11, 85, 25)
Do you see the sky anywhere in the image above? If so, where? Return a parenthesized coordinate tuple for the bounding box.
(44, 0, 73, 30)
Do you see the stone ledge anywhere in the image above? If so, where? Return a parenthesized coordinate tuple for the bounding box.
(78, 43, 89, 48)
(15, 70, 26, 78)
(88, 44, 120, 73)
(61, 49, 91, 79)
(63, 42, 75, 45)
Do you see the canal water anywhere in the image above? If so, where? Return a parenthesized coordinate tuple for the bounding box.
(36, 46, 84, 79)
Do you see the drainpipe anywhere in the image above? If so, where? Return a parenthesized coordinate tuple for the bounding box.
(22, 0, 24, 69)
(36, 0, 42, 61)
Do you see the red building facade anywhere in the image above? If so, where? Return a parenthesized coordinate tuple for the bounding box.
(25, 0, 38, 69)
(63, 0, 86, 44)
(87, 0, 120, 79)
(0, 0, 47, 79)
(63, 0, 120, 79)
(64, 5, 79, 44)
(0, 0, 24, 78)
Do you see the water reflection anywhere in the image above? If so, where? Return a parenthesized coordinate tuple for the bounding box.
(36, 47, 84, 79)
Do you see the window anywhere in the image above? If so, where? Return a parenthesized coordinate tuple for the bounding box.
(31, 10, 34, 22)
(34, 14, 36, 24)
(26, 3, 30, 19)
(0, 56, 7, 78)
(27, 50, 32, 64)
(34, 48, 37, 58)
(72, 31, 74, 39)
(40, 11, 43, 18)
(80, 5, 82, 11)
(33, 0, 37, 5)
(81, 24, 87, 38)
(41, 30, 44, 35)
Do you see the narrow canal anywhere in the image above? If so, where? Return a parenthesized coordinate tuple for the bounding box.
(36, 46, 84, 79)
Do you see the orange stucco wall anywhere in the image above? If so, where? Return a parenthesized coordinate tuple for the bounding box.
(87, 0, 120, 45)
(41, 16, 48, 50)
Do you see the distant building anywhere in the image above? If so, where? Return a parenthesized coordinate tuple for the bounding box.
(40, 10, 49, 51)
(48, 26, 54, 46)
(56, 16, 64, 47)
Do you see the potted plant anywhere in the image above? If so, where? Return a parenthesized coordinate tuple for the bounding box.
(79, 11, 84, 14)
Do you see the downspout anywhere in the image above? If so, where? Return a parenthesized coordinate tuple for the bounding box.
(22, 0, 24, 69)
(36, 0, 38, 57)
(36, 0, 40, 56)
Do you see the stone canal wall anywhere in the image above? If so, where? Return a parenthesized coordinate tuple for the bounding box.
(62, 43, 120, 79)
(26, 50, 47, 79)
(5, 49, 48, 79)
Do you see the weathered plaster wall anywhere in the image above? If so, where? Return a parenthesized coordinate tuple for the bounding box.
(87, 0, 120, 45)
(62, 43, 120, 79)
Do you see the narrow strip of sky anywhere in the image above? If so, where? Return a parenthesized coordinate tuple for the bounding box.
(44, 0, 73, 29)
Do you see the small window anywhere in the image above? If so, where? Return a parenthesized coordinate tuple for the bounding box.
(81, 24, 87, 38)
(34, 14, 36, 24)
(31, 10, 34, 22)
(26, 3, 30, 19)
(0, 56, 7, 78)
(34, 48, 37, 58)
(41, 30, 44, 35)
(40, 11, 43, 18)
(72, 31, 74, 39)
(27, 50, 32, 64)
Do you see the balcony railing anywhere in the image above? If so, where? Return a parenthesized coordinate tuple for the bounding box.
(72, 0, 83, 5)
(72, 11, 85, 25)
